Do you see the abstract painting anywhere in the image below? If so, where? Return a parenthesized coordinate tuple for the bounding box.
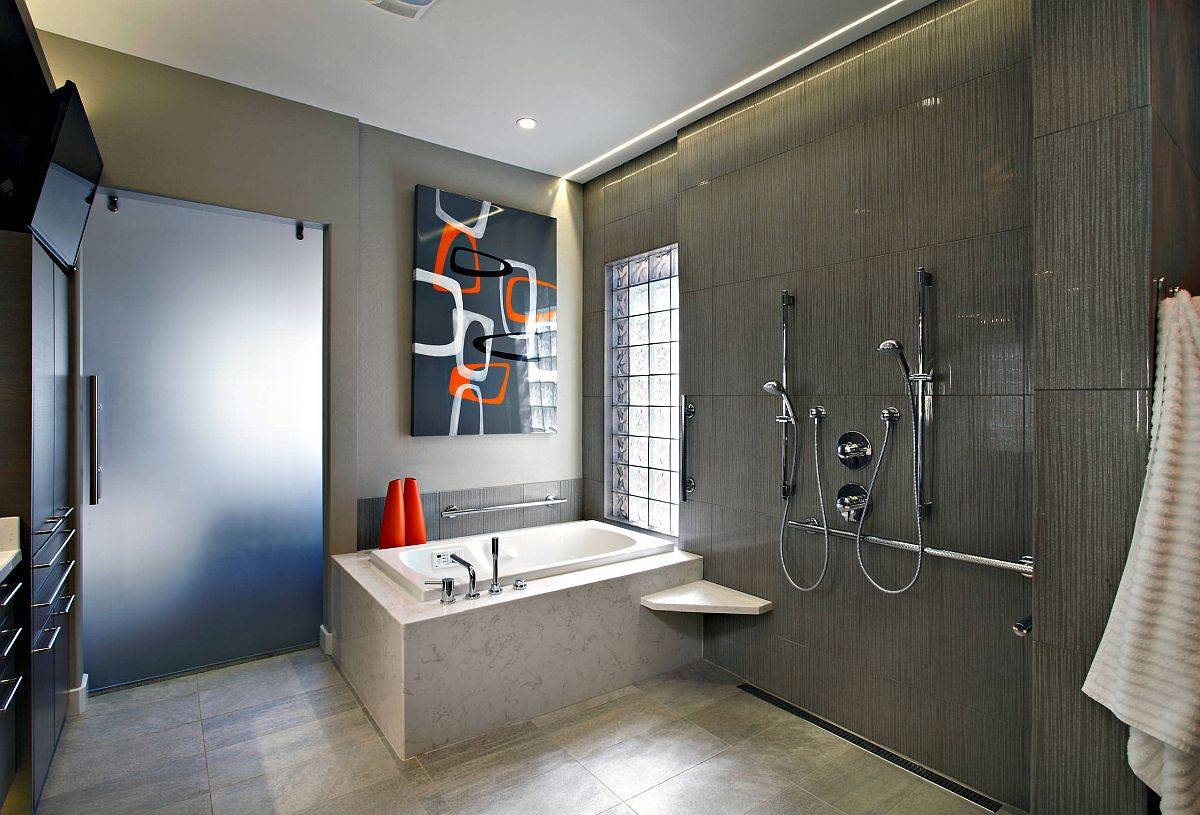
(411, 185, 558, 436)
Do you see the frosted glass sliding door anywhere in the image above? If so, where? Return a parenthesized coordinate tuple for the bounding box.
(80, 191, 324, 689)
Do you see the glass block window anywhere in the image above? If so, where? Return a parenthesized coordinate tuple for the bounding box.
(607, 246, 679, 535)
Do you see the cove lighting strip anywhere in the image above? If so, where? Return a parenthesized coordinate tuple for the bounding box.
(561, 0, 912, 182)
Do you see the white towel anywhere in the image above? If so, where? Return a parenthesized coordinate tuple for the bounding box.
(1083, 289, 1200, 814)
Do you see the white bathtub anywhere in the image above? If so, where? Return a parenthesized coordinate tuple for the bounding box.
(369, 520, 675, 601)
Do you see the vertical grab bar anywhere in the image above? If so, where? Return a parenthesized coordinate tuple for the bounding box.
(89, 374, 101, 504)
(680, 400, 697, 501)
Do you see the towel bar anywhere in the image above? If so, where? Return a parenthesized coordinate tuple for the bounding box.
(442, 496, 566, 519)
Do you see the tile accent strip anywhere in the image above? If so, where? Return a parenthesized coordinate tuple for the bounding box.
(356, 478, 584, 550)
(737, 683, 1003, 813)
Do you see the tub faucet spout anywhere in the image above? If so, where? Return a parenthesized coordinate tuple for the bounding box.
(449, 554, 480, 599)
(489, 536, 503, 595)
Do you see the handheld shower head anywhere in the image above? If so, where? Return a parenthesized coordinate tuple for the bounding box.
(877, 339, 911, 378)
(762, 380, 797, 423)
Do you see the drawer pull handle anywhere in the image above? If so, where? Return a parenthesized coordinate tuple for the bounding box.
(0, 583, 21, 609)
(32, 626, 61, 654)
(52, 595, 75, 617)
(33, 517, 65, 537)
(44, 507, 74, 523)
(0, 676, 22, 713)
(0, 629, 20, 659)
(31, 561, 74, 609)
(31, 529, 74, 569)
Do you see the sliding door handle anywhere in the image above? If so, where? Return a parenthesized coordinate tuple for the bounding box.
(89, 374, 101, 504)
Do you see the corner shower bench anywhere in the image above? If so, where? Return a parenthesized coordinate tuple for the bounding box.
(640, 580, 772, 615)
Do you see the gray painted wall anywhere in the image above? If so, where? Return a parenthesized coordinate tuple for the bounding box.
(585, 0, 1035, 806)
(357, 125, 583, 498)
(37, 36, 586, 637)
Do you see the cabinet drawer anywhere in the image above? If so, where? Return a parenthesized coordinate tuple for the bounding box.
(32, 558, 73, 616)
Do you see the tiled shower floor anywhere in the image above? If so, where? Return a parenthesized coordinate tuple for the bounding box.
(37, 649, 1027, 815)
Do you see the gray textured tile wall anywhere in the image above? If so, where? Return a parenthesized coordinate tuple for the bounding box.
(585, 0, 1036, 807)
(584, 2, 1190, 811)
(1027, 0, 1195, 812)
(356, 479, 584, 549)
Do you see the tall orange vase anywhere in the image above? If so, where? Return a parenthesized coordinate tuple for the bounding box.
(402, 478, 427, 546)
(379, 478, 407, 549)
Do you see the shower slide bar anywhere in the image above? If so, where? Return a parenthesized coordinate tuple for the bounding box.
(442, 496, 566, 519)
(788, 518, 1033, 578)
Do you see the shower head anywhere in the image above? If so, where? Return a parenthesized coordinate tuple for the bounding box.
(762, 380, 798, 423)
(877, 339, 911, 378)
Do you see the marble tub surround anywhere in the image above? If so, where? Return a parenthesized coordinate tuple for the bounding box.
(332, 544, 703, 757)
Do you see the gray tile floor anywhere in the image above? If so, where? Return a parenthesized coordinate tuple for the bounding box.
(38, 649, 1026, 815)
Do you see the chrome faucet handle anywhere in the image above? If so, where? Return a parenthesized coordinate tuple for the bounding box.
(880, 407, 901, 423)
(448, 554, 479, 598)
(424, 577, 456, 604)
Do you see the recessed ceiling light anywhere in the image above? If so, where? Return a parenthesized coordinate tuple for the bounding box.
(364, 0, 439, 20)
(516, 117, 538, 130)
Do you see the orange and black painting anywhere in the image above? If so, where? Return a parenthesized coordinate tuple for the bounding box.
(411, 185, 558, 436)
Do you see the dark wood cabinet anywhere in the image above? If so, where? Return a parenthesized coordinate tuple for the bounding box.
(0, 229, 77, 813)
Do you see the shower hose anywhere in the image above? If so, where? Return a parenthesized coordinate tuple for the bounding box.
(855, 382, 926, 594)
(779, 411, 830, 592)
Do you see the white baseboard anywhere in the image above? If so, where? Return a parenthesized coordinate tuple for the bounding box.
(68, 673, 89, 717)
(319, 625, 335, 656)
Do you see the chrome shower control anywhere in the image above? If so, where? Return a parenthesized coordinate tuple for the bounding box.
(513, 578, 527, 590)
(836, 483, 870, 523)
(880, 407, 900, 423)
(835, 432, 872, 469)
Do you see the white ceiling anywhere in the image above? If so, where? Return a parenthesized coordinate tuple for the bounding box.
(28, 0, 931, 181)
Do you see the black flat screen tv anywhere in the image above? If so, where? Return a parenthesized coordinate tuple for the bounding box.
(26, 81, 102, 269)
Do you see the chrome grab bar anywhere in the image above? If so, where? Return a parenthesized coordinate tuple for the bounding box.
(31, 529, 74, 569)
(32, 561, 75, 609)
(0, 676, 22, 713)
(680, 400, 696, 502)
(32, 626, 61, 654)
(0, 629, 20, 658)
(0, 583, 21, 609)
(788, 519, 1033, 577)
(442, 496, 565, 519)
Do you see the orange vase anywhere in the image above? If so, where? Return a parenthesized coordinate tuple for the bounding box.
(402, 478, 427, 546)
(379, 479, 407, 549)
